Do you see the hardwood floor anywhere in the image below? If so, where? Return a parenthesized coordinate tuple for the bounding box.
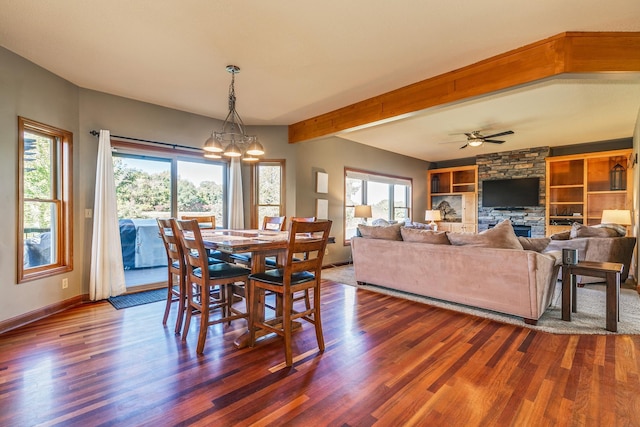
(1, 279, 640, 426)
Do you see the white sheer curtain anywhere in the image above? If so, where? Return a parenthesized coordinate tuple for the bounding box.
(228, 157, 244, 229)
(89, 130, 126, 300)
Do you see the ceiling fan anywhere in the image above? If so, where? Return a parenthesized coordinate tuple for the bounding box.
(459, 130, 514, 149)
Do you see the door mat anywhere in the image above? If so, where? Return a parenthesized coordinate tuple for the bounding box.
(108, 288, 167, 310)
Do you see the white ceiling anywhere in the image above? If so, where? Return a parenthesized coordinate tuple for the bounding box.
(1, 0, 639, 161)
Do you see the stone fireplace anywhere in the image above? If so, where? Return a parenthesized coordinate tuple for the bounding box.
(477, 147, 548, 237)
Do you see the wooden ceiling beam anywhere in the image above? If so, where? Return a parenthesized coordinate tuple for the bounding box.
(288, 32, 640, 144)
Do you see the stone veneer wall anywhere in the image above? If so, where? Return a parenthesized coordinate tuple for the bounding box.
(477, 146, 549, 237)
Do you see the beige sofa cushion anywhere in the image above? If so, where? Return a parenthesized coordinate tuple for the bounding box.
(357, 223, 403, 241)
(518, 236, 551, 252)
(401, 228, 450, 244)
(448, 219, 523, 249)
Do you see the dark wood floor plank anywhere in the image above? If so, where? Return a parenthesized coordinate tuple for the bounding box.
(2, 279, 640, 426)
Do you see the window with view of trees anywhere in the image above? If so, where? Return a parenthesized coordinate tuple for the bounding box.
(344, 168, 411, 242)
(18, 117, 73, 283)
(112, 146, 226, 288)
(252, 160, 285, 228)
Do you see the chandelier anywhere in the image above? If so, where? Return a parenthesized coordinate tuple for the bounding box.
(203, 65, 264, 161)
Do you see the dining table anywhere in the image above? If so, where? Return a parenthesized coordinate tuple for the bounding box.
(199, 228, 296, 348)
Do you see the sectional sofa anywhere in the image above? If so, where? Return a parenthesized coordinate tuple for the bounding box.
(350, 220, 561, 324)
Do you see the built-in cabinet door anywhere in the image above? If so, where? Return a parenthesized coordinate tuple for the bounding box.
(461, 193, 477, 233)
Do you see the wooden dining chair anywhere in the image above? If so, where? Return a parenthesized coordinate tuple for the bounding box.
(180, 214, 226, 261)
(248, 220, 332, 367)
(231, 216, 287, 267)
(288, 217, 316, 309)
(176, 219, 251, 354)
(157, 218, 188, 335)
(180, 215, 215, 229)
(262, 215, 287, 231)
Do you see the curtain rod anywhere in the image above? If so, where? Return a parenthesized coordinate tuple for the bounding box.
(89, 130, 202, 152)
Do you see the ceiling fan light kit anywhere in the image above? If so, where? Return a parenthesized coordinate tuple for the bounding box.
(460, 130, 514, 149)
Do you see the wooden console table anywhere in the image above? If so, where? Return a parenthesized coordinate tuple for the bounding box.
(561, 261, 624, 332)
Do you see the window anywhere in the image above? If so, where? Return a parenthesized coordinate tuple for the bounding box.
(344, 168, 411, 242)
(251, 160, 285, 228)
(18, 117, 73, 282)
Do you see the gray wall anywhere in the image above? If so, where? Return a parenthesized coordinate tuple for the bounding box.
(0, 47, 81, 322)
(295, 137, 430, 263)
(1, 46, 428, 324)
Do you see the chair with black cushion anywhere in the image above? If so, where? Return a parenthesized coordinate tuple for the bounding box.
(180, 214, 225, 261)
(157, 218, 188, 334)
(231, 216, 287, 267)
(176, 219, 251, 354)
(157, 218, 224, 335)
(248, 219, 332, 367)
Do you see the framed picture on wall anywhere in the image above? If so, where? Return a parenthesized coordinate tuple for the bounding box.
(431, 195, 462, 222)
(316, 172, 328, 193)
(316, 198, 329, 219)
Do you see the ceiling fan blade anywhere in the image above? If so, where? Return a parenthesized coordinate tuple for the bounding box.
(482, 130, 514, 139)
(484, 139, 505, 144)
(464, 133, 473, 138)
(459, 143, 468, 149)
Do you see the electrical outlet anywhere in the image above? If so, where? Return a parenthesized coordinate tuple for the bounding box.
(85, 208, 93, 218)
(325, 248, 329, 255)
(62, 278, 68, 289)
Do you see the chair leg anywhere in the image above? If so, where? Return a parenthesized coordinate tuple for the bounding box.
(226, 283, 234, 325)
(283, 291, 293, 367)
(196, 283, 210, 354)
(304, 289, 311, 311)
(244, 282, 250, 319)
(162, 270, 173, 326)
(248, 281, 259, 347)
(313, 285, 325, 352)
(174, 272, 186, 335)
(182, 283, 193, 342)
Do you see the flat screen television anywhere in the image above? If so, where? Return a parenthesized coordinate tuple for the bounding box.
(482, 177, 540, 209)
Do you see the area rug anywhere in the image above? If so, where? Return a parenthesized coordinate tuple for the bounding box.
(322, 265, 640, 335)
(108, 288, 167, 310)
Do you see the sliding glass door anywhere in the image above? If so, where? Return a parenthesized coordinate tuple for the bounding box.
(113, 151, 226, 289)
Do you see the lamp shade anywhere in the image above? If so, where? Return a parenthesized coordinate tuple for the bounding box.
(424, 210, 442, 222)
(601, 209, 631, 226)
(354, 205, 372, 219)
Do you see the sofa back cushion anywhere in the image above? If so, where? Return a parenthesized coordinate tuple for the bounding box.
(570, 222, 619, 238)
(447, 219, 523, 249)
(357, 223, 403, 241)
(400, 228, 450, 244)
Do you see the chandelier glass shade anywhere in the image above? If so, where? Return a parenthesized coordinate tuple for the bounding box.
(203, 65, 264, 161)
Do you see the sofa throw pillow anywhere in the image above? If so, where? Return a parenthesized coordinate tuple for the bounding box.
(518, 236, 551, 252)
(371, 218, 390, 226)
(400, 227, 450, 244)
(447, 219, 524, 249)
(594, 223, 627, 236)
(357, 223, 403, 241)
(570, 222, 619, 238)
(550, 230, 570, 240)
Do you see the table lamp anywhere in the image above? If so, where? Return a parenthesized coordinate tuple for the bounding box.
(425, 209, 442, 231)
(354, 205, 372, 224)
(601, 209, 631, 235)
